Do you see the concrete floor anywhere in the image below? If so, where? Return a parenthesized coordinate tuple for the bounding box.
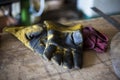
(0, 15, 120, 80)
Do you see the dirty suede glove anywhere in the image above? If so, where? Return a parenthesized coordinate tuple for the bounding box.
(43, 21, 83, 69)
(4, 21, 83, 69)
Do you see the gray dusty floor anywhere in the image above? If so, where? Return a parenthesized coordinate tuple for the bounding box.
(0, 15, 120, 80)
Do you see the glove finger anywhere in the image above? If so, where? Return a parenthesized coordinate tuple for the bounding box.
(73, 48, 83, 69)
(43, 44, 57, 60)
(63, 49, 74, 69)
(28, 30, 46, 54)
(52, 52, 63, 65)
(29, 36, 45, 55)
(72, 30, 83, 46)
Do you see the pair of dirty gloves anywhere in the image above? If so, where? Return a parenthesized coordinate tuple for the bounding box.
(4, 21, 108, 69)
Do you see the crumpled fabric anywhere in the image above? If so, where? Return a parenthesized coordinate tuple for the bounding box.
(82, 27, 108, 53)
(3, 21, 83, 69)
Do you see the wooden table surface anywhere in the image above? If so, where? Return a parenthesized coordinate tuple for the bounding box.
(0, 15, 120, 80)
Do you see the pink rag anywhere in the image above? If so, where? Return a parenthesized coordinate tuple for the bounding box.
(82, 27, 108, 53)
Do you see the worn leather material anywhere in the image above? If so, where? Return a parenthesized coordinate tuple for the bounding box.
(4, 21, 83, 69)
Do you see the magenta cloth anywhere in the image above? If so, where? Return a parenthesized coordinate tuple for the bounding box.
(82, 27, 108, 53)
